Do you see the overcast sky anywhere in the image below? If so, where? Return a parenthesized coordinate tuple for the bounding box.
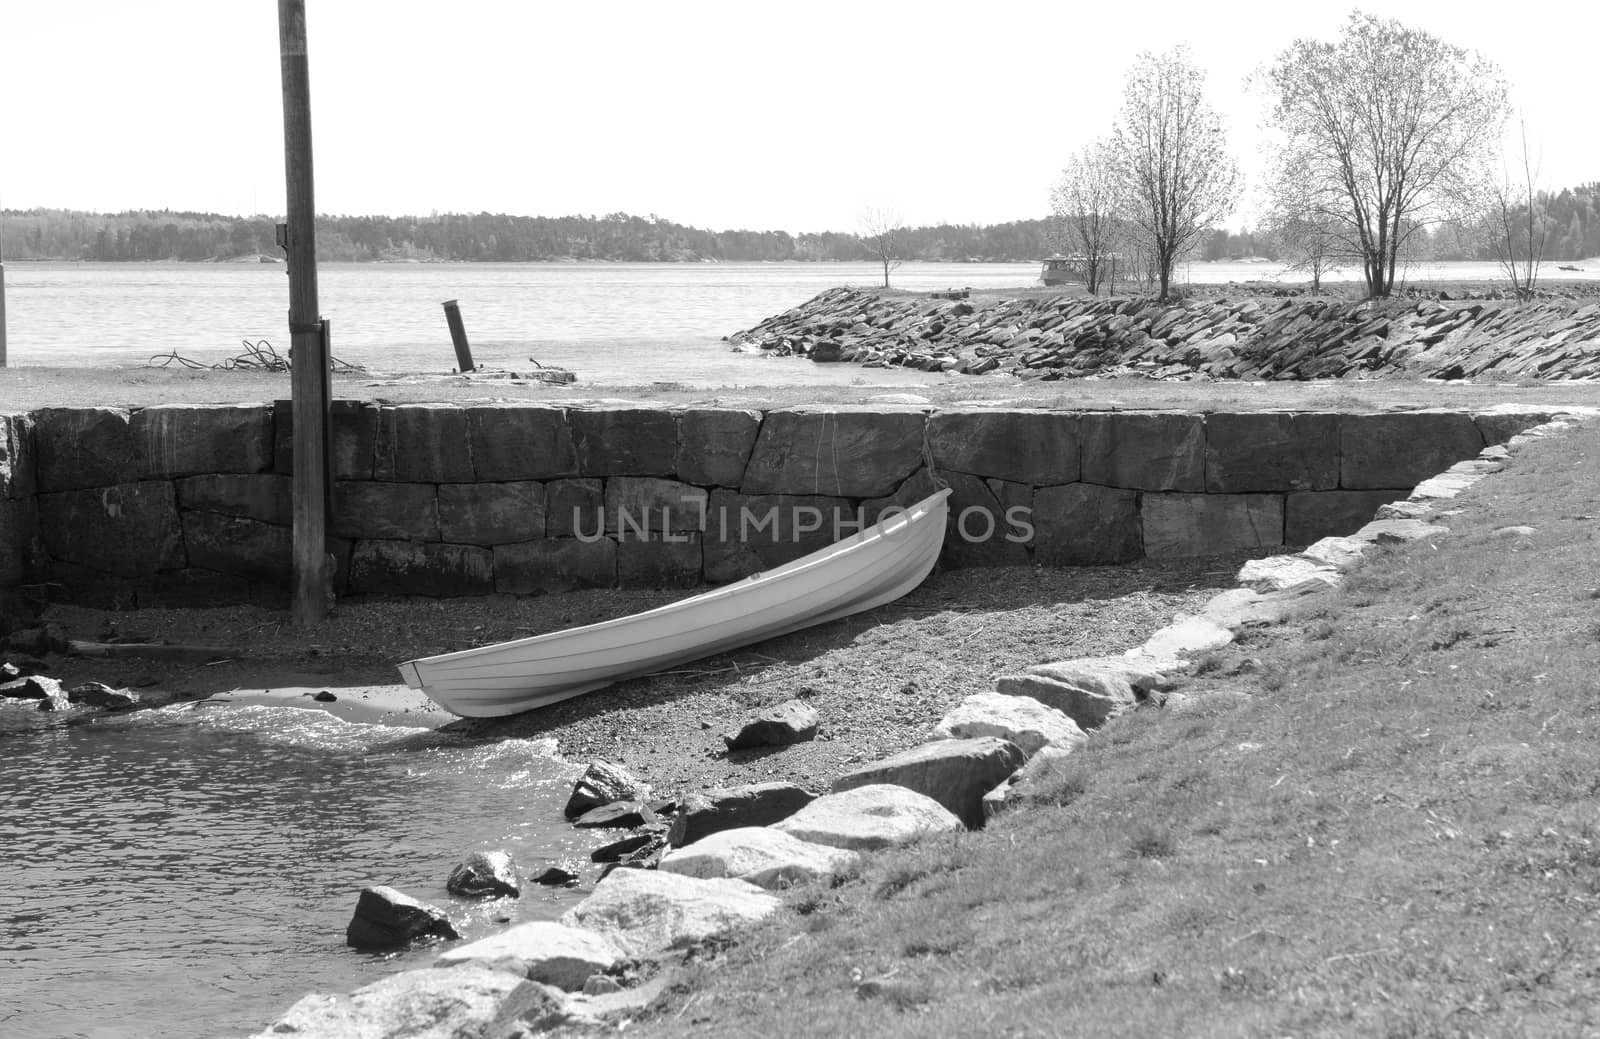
(4, 1, 1596, 233)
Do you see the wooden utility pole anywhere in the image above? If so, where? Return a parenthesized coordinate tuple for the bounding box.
(279, 0, 331, 625)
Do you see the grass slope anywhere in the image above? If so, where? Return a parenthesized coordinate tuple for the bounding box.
(617, 422, 1600, 1038)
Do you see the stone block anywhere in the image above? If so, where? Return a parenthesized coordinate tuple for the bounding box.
(547, 478, 605, 538)
(32, 408, 138, 491)
(467, 404, 579, 480)
(1080, 411, 1205, 491)
(134, 404, 272, 478)
(831, 737, 1025, 829)
(1142, 493, 1284, 557)
(1284, 489, 1401, 545)
(1031, 483, 1141, 565)
(941, 471, 1030, 566)
(176, 474, 292, 525)
(348, 540, 494, 597)
(1204, 412, 1339, 492)
(616, 532, 702, 589)
(0, 498, 37, 585)
(605, 477, 708, 534)
(273, 399, 379, 479)
(495, 538, 616, 594)
(374, 404, 473, 482)
(927, 408, 1080, 484)
(0, 412, 36, 499)
(569, 408, 678, 476)
(676, 409, 761, 487)
(332, 482, 438, 541)
(740, 408, 923, 498)
(37, 482, 184, 577)
(702, 489, 854, 583)
(438, 482, 546, 545)
(180, 511, 291, 583)
(1472, 408, 1557, 446)
(1340, 412, 1484, 489)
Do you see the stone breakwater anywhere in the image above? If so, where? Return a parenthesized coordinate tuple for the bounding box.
(0, 402, 1566, 622)
(728, 288, 1600, 381)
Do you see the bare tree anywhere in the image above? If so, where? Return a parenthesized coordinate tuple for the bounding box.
(1261, 167, 1348, 294)
(1488, 116, 1548, 298)
(1259, 12, 1509, 298)
(1050, 140, 1122, 294)
(1111, 47, 1240, 301)
(860, 206, 904, 288)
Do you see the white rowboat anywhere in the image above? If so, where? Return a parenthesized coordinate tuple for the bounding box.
(398, 488, 952, 717)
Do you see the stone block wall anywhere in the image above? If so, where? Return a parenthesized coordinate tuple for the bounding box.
(0, 402, 1558, 610)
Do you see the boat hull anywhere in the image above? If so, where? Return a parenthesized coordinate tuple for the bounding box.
(399, 489, 952, 717)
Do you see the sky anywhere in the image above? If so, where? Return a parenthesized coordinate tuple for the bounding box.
(3, 1, 1597, 234)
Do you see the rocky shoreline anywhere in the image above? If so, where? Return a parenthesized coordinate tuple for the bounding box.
(728, 287, 1600, 382)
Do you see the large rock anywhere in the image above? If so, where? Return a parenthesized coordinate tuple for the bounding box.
(932, 691, 1086, 758)
(559, 867, 779, 958)
(831, 737, 1025, 829)
(1340, 412, 1484, 489)
(332, 482, 439, 541)
(176, 474, 292, 525)
(675, 409, 761, 487)
(273, 399, 381, 480)
(374, 404, 473, 482)
(133, 404, 271, 478)
(31, 407, 138, 491)
(1351, 518, 1452, 544)
(667, 782, 818, 847)
(345, 885, 460, 949)
(773, 784, 963, 851)
(1235, 555, 1341, 593)
(1031, 483, 1141, 565)
(740, 408, 924, 498)
(1, 675, 64, 700)
(66, 681, 140, 710)
(565, 761, 651, 820)
(438, 482, 547, 545)
(926, 409, 1080, 485)
(1080, 412, 1205, 491)
(433, 921, 619, 991)
(569, 408, 678, 476)
(467, 403, 579, 480)
(1139, 615, 1236, 659)
(447, 850, 521, 899)
(346, 541, 494, 597)
(1203, 412, 1339, 493)
(180, 511, 291, 583)
(1142, 493, 1284, 558)
(659, 827, 859, 889)
(36, 482, 184, 577)
(252, 966, 568, 1039)
(996, 656, 1177, 730)
(723, 699, 819, 751)
(494, 538, 616, 595)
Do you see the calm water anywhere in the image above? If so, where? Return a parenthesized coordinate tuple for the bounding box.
(0, 701, 592, 1039)
(5, 259, 1586, 386)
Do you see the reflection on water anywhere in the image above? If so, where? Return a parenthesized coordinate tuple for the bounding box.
(0, 703, 584, 1039)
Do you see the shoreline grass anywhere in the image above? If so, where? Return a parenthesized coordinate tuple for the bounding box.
(614, 420, 1600, 1037)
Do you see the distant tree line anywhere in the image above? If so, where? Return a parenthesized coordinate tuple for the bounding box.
(0, 208, 1058, 264)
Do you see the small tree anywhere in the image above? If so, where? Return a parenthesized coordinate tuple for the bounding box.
(1050, 139, 1122, 294)
(860, 206, 904, 288)
(1259, 13, 1509, 298)
(1111, 46, 1241, 301)
(1261, 167, 1348, 294)
(1488, 116, 1549, 297)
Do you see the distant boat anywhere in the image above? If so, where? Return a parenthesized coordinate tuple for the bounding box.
(398, 489, 952, 717)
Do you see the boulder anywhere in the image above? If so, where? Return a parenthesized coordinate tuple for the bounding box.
(1140, 616, 1235, 660)
(31, 407, 138, 491)
(1, 675, 64, 700)
(1235, 555, 1342, 593)
(1350, 518, 1452, 544)
(65, 682, 140, 711)
(831, 737, 1025, 829)
(559, 867, 779, 958)
(739, 409, 924, 498)
(1203, 412, 1339, 493)
(932, 691, 1086, 758)
(531, 863, 583, 887)
(1375, 499, 1433, 521)
(1298, 536, 1368, 571)
(565, 761, 651, 820)
(447, 850, 521, 899)
(981, 745, 1076, 819)
(345, 885, 460, 950)
(1031, 483, 1142, 565)
(250, 966, 568, 1039)
(674, 409, 762, 487)
(996, 656, 1178, 730)
(658, 827, 859, 889)
(590, 827, 667, 864)
(433, 921, 621, 991)
(1079, 412, 1205, 491)
(723, 699, 820, 751)
(926, 409, 1080, 485)
(667, 782, 818, 847)
(572, 801, 657, 830)
(773, 784, 963, 851)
